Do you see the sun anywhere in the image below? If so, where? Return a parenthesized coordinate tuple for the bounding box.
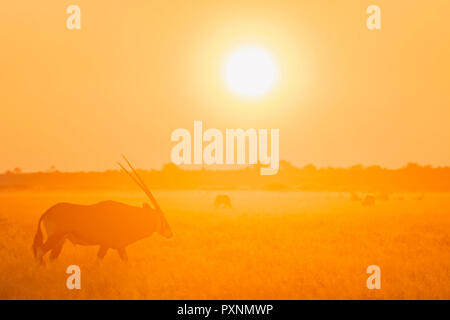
(223, 45, 279, 99)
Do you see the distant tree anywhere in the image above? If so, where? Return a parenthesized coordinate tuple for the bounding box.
(279, 160, 293, 169)
(162, 163, 181, 173)
(350, 164, 364, 171)
(303, 164, 317, 171)
(405, 162, 421, 169)
(278, 160, 296, 174)
(12, 168, 22, 174)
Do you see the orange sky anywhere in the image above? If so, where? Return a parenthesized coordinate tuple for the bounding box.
(1, 0, 449, 172)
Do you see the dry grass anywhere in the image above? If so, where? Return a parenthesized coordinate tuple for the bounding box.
(0, 190, 449, 299)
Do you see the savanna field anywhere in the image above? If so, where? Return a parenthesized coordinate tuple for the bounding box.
(0, 190, 449, 299)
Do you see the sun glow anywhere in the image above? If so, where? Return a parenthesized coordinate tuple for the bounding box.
(223, 45, 279, 99)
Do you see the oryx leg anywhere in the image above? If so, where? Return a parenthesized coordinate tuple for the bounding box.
(97, 245, 109, 260)
(117, 248, 128, 262)
(49, 237, 66, 261)
(39, 234, 65, 264)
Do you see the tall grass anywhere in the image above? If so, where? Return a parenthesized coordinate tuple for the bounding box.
(0, 190, 448, 299)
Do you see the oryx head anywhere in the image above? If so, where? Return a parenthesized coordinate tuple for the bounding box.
(119, 155, 173, 239)
(142, 203, 173, 238)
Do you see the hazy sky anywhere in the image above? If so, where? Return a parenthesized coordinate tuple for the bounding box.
(1, 0, 449, 172)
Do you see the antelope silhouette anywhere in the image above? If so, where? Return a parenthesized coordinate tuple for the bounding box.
(214, 195, 232, 208)
(32, 156, 172, 265)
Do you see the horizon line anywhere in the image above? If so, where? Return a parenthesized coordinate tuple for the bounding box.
(2, 161, 450, 175)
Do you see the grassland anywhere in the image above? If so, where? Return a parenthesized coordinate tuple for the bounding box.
(0, 190, 449, 299)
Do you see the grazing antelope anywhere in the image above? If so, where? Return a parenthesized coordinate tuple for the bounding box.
(361, 194, 376, 207)
(32, 156, 172, 265)
(214, 195, 232, 208)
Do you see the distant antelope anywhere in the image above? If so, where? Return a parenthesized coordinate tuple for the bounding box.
(32, 156, 172, 265)
(214, 195, 232, 208)
(361, 194, 376, 207)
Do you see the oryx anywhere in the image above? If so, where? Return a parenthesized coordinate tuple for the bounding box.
(214, 195, 232, 208)
(32, 155, 172, 264)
